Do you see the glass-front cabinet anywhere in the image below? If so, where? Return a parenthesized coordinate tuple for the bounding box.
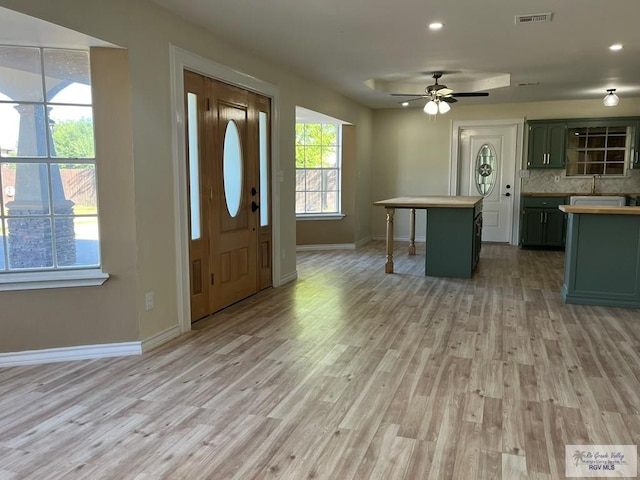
(526, 117, 640, 173)
(565, 126, 629, 176)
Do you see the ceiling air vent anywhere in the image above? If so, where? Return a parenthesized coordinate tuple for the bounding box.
(515, 13, 553, 24)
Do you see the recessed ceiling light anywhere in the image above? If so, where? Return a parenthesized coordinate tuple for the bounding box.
(429, 22, 444, 30)
(401, 102, 409, 107)
(609, 43, 623, 51)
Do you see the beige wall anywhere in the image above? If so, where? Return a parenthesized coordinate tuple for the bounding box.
(371, 98, 640, 239)
(0, 48, 139, 352)
(0, 0, 373, 352)
(3, 0, 638, 354)
(352, 109, 374, 245)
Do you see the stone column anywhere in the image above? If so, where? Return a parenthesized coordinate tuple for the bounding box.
(5, 104, 75, 268)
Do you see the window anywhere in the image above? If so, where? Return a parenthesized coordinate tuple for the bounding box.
(295, 122, 342, 216)
(0, 46, 105, 289)
(566, 126, 630, 176)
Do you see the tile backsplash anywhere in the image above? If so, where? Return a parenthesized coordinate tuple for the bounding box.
(522, 169, 640, 194)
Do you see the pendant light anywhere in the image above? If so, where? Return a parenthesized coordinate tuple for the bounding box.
(603, 89, 619, 107)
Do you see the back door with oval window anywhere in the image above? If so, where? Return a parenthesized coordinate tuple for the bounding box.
(459, 126, 516, 243)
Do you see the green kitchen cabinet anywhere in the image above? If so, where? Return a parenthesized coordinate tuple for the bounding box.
(542, 209, 566, 245)
(521, 209, 544, 245)
(527, 121, 567, 168)
(520, 196, 567, 247)
(632, 121, 640, 169)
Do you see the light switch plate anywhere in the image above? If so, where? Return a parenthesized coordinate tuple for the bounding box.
(145, 292, 154, 311)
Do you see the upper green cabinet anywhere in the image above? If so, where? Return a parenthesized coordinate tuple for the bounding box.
(527, 121, 567, 168)
(632, 120, 640, 169)
(526, 117, 640, 172)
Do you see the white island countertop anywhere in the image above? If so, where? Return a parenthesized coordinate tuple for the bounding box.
(374, 196, 482, 208)
(559, 205, 640, 215)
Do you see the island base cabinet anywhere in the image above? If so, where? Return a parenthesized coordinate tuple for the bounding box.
(425, 207, 479, 278)
(562, 213, 640, 308)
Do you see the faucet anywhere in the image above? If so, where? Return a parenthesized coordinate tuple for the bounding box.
(591, 175, 600, 194)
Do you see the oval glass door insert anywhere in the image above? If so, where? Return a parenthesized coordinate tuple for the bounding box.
(475, 143, 497, 196)
(223, 120, 243, 217)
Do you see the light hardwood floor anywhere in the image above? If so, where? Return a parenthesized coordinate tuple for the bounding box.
(2, 242, 640, 479)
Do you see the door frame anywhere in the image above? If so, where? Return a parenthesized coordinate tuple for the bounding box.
(169, 45, 281, 334)
(449, 118, 525, 246)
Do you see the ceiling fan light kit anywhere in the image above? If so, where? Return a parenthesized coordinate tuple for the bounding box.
(424, 100, 439, 115)
(422, 96, 451, 115)
(438, 100, 451, 114)
(603, 89, 619, 107)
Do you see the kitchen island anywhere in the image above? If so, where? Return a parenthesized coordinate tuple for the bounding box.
(559, 205, 640, 308)
(374, 196, 483, 277)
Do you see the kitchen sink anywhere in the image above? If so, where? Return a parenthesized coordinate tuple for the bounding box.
(569, 195, 626, 206)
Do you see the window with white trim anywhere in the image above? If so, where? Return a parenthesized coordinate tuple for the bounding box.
(295, 122, 342, 215)
(0, 46, 102, 281)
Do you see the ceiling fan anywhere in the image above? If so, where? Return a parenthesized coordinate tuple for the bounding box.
(391, 72, 489, 114)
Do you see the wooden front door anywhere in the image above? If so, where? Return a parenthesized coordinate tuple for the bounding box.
(184, 71, 272, 321)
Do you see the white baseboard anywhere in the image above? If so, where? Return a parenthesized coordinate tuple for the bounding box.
(296, 238, 372, 250)
(142, 325, 181, 352)
(372, 235, 426, 243)
(355, 236, 372, 248)
(296, 243, 356, 251)
(0, 341, 142, 367)
(280, 270, 298, 285)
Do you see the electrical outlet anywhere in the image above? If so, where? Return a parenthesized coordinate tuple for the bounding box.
(145, 291, 154, 311)
(554, 175, 561, 183)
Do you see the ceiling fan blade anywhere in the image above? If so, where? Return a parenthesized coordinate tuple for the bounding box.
(442, 97, 458, 104)
(450, 92, 489, 97)
(394, 96, 428, 104)
(437, 88, 453, 96)
(390, 93, 427, 97)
